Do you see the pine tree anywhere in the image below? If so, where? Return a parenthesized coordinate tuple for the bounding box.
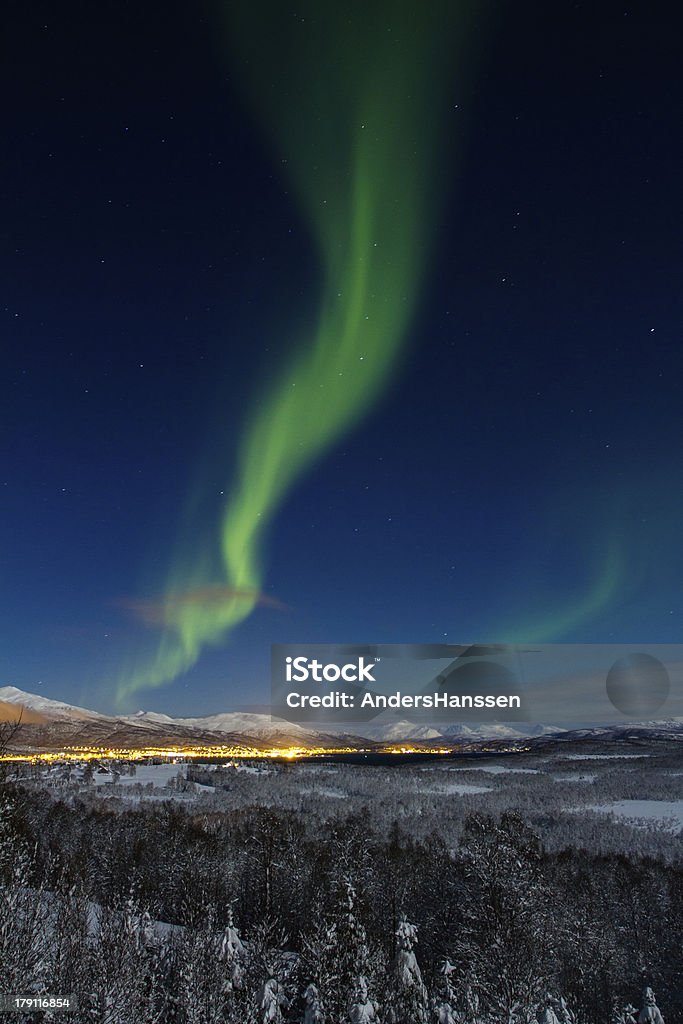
(431, 960, 458, 1024)
(172, 909, 248, 1024)
(613, 1004, 638, 1024)
(536, 993, 561, 1024)
(255, 976, 288, 1023)
(219, 906, 247, 995)
(301, 877, 384, 1023)
(303, 983, 325, 1024)
(348, 975, 380, 1024)
(638, 987, 665, 1024)
(386, 915, 429, 1024)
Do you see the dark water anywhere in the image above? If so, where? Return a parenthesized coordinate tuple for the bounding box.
(189, 750, 526, 768)
(282, 750, 524, 767)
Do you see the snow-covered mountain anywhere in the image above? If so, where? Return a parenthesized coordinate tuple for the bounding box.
(0, 688, 309, 739)
(169, 712, 311, 738)
(0, 688, 552, 745)
(439, 722, 565, 740)
(536, 720, 683, 743)
(0, 685, 104, 721)
(2, 685, 682, 752)
(354, 721, 444, 742)
(125, 710, 180, 726)
(0, 686, 355, 751)
(441, 723, 523, 740)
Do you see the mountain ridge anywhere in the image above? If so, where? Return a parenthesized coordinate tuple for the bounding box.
(1, 686, 682, 752)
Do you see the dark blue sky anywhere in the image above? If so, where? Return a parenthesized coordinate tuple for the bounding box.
(1, 1, 681, 715)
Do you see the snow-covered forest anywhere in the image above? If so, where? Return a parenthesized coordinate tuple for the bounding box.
(1, 741, 681, 1023)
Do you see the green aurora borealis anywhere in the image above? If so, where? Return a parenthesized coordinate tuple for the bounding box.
(117, 2, 465, 700)
(113, 2, 677, 706)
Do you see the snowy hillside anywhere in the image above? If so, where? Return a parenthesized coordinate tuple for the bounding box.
(0, 685, 104, 721)
(354, 721, 443, 742)
(172, 712, 311, 738)
(2, 685, 682, 751)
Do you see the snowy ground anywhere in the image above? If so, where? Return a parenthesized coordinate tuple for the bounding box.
(426, 782, 493, 795)
(91, 764, 182, 788)
(448, 764, 540, 775)
(558, 753, 652, 760)
(583, 800, 683, 833)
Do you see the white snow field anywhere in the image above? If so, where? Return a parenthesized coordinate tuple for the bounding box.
(583, 799, 683, 833)
(559, 753, 652, 760)
(91, 763, 182, 788)
(449, 764, 541, 775)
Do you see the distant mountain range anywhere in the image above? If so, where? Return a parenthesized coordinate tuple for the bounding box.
(1, 686, 682, 753)
(0, 686, 331, 752)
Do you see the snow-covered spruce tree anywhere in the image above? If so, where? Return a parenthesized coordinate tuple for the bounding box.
(255, 975, 289, 1023)
(613, 1004, 638, 1024)
(384, 914, 429, 1024)
(431, 959, 459, 1024)
(535, 992, 578, 1024)
(170, 907, 250, 1024)
(433, 1001, 458, 1024)
(553, 994, 576, 1023)
(638, 987, 665, 1024)
(300, 877, 385, 1024)
(348, 975, 380, 1024)
(240, 915, 297, 1024)
(220, 905, 247, 995)
(302, 982, 325, 1024)
(535, 992, 559, 1024)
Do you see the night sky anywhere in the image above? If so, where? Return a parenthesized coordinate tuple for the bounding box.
(2, 1, 681, 716)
